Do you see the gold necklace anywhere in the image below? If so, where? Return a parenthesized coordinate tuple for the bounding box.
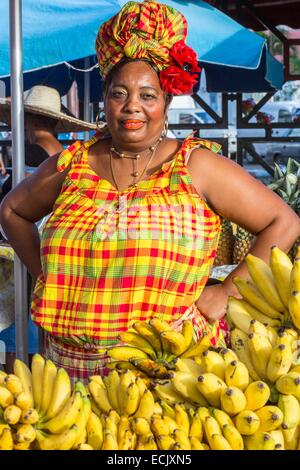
(110, 137, 162, 191)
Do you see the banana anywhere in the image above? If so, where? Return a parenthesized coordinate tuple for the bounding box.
(13, 359, 33, 404)
(266, 325, 279, 346)
(119, 429, 136, 450)
(224, 360, 249, 391)
(203, 415, 221, 448)
(156, 434, 175, 450)
(150, 415, 170, 436)
(0, 386, 14, 408)
(152, 381, 183, 405)
(233, 276, 283, 319)
(149, 317, 172, 335)
(234, 410, 260, 435)
(0, 428, 14, 450)
(132, 321, 162, 357)
(15, 423, 36, 443)
(0, 371, 7, 386)
(39, 359, 57, 418)
(160, 400, 176, 420)
(270, 245, 293, 308)
(3, 405, 22, 425)
(244, 431, 275, 450)
(290, 257, 300, 292)
(190, 436, 205, 450)
(86, 412, 103, 450)
(248, 318, 269, 338)
(173, 428, 191, 450)
(124, 381, 140, 416)
(243, 301, 281, 327)
(197, 373, 227, 407)
(14, 391, 33, 410)
(201, 350, 226, 380)
(108, 346, 148, 361)
(222, 423, 244, 450)
(131, 417, 151, 436)
(226, 296, 252, 333)
(210, 433, 232, 450)
(130, 358, 169, 379)
(42, 390, 83, 434)
(189, 413, 203, 441)
(282, 424, 300, 450)
(160, 330, 188, 356)
(44, 367, 71, 420)
(4, 374, 23, 395)
(38, 425, 80, 450)
(270, 430, 285, 450)
(13, 441, 31, 450)
(181, 320, 194, 351)
(175, 357, 203, 375)
(180, 334, 211, 359)
(21, 408, 39, 425)
(248, 332, 272, 380)
(276, 327, 297, 347)
(289, 291, 300, 329)
(217, 348, 238, 365)
(31, 354, 45, 412)
(278, 394, 300, 430)
(76, 443, 93, 450)
(118, 331, 157, 359)
(102, 370, 120, 414)
(196, 406, 211, 424)
(210, 408, 233, 428)
(117, 371, 135, 414)
(220, 387, 246, 416)
(88, 378, 112, 414)
(171, 371, 208, 406)
(266, 343, 293, 383)
(72, 387, 92, 449)
(174, 403, 190, 436)
(230, 328, 260, 381)
(244, 381, 270, 411)
(143, 434, 158, 450)
(256, 406, 283, 432)
(276, 371, 300, 398)
(133, 389, 155, 421)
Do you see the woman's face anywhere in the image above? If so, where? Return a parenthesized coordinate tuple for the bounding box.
(104, 61, 167, 151)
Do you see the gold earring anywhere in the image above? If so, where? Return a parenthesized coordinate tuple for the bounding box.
(95, 107, 105, 128)
(161, 116, 168, 138)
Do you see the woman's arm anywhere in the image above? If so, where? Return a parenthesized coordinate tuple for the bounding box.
(188, 149, 300, 323)
(0, 154, 67, 280)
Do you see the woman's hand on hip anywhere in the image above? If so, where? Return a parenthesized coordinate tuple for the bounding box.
(195, 283, 233, 324)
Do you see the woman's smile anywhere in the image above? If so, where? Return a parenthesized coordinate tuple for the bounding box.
(121, 119, 145, 130)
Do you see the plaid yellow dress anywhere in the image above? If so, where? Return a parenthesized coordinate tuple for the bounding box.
(31, 131, 224, 380)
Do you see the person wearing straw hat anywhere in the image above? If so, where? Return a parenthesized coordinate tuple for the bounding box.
(0, 1, 299, 382)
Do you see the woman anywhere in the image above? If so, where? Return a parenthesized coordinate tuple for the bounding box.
(0, 1, 299, 381)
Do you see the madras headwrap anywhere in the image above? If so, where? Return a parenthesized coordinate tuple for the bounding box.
(96, 1, 187, 77)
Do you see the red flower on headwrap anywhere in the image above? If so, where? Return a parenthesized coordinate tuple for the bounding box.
(170, 40, 201, 73)
(159, 65, 198, 95)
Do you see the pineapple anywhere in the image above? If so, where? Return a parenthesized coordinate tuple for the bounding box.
(233, 158, 300, 263)
(214, 218, 235, 266)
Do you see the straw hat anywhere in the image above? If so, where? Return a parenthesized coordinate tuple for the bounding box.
(0, 85, 97, 133)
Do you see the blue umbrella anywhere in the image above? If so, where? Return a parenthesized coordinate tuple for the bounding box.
(0, 0, 283, 98)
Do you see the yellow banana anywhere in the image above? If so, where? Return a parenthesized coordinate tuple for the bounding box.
(270, 430, 285, 450)
(14, 391, 33, 410)
(0, 371, 7, 386)
(160, 400, 176, 420)
(13, 359, 33, 404)
(124, 381, 140, 416)
(4, 374, 23, 395)
(21, 408, 39, 425)
(220, 387, 246, 416)
(175, 357, 203, 375)
(181, 319, 194, 351)
(39, 359, 57, 418)
(203, 415, 221, 448)
(248, 332, 272, 380)
(88, 378, 112, 414)
(130, 357, 169, 379)
(72, 387, 92, 450)
(150, 415, 170, 436)
(13, 441, 31, 450)
(196, 373, 227, 408)
(210, 408, 233, 428)
(282, 425, 300, 450)
(174, 403, 190, 436)
(156, 434, 175, 450)
(42, 390, 83, 434)
(266, 343, 293, 383)
(243, 301, 282, 327)
(149, 317, 172, 335)
(218, 348, 238, 365)
(173, 428, 191, 450)
(76, 443, 93, 450)
(86, 412, 103, 450)
(38, 425, 79, 450)
(171, 371, 208, 406)
(230, 328, 260, 381)
(3, 405, 22, 425)
(15, 423, 36, 443)
(180, 333, 211, 359)
(276, 371, 300, 398)
(266, 325, 279, 346)
(278, 394, 300, 430)
(289, 291, 300, 329)
(248, 318, 269, 338)
(118, 331, 157, 359)
(201, 350, 226, 380)
(31, 354, 45, 412)
(226, 296, 252, 333)
(224, 360, 249, 391)
(132, 321, 162, 357)
(117, 370, 135, 414)
(290, 257, 300, 293)
(108, 346, 148, 361)
(233, 276, 283, 319)
(210, 433, 232, 450)
(234, 410, 260, 435)
(143, 434, 157, 450)
(245, 253, 286, 312)
(190, 436, 205, 450)
(189, 413, 203, 441)
(270, 245, 293, 308)
(160, 329, 188, 356)
(103, 369, 120, 413)
(256, 406, 283, 432)
(0, 386, 14, 408)
(119, 429, 136, 450)
(131, 417, 151, 436)
(133, 389, 155, 421)
(222, 423, 244, 450)
(44, 367, 71, 420)
(152, 381, 183, 405)
(244, 431, 275, 450)
(0, 428, 14, 450)
(244, 381, 270, 410)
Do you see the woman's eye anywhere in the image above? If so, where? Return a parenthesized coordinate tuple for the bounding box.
(112, 91, 126, 98)
(142, 94, 155, 100)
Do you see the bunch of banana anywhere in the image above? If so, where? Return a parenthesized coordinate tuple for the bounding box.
(106, 318, 213, 379)
(228, 247, 300, 331)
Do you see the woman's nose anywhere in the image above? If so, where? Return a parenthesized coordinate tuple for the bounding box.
(123, 94, 142, 113)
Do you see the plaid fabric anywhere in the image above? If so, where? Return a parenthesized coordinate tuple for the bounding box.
(96, 1, 188, 77)
(31, 131, 222, 347)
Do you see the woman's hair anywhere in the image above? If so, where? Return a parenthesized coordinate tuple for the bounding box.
(102, 58, 173, 107)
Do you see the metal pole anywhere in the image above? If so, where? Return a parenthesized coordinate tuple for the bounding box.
(9, 0, 28, 363)
(84, 57, 90, 141)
